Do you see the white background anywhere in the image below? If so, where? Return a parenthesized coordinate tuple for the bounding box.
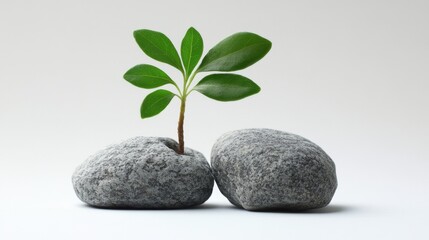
(1, 0, 428, 239)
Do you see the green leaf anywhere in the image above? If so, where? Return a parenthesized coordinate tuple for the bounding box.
(123, 64, 175, 89)
(134, 29, 183, 73)
(141, 89, 175, 119)
(181, 27, 203, 77)
(194, 74, 260, 101)
(197, 32, 271, 72)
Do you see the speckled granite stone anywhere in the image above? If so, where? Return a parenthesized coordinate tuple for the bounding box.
(72, 137, 214, 209)
(211, 129, 337, 211)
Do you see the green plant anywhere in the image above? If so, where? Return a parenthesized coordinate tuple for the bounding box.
(124, 27, 271, 154)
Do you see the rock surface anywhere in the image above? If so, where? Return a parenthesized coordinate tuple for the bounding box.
(72, 137, 214, 208)
(211, 129, 337, 211)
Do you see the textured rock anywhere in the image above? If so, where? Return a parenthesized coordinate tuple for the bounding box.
(211, 129, 337, 211)
(72, 137, 214, 209)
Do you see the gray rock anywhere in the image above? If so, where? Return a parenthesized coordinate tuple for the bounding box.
(72, 137, 214, 209)
(211, 129, 337, 211)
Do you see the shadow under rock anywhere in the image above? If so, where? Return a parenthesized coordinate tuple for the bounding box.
(249, 204, 355, 214)
(78, 203, 235, 211)
(78, 203, 354, 214)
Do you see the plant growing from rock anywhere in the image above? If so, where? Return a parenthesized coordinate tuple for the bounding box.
(124, 27, 271, 154)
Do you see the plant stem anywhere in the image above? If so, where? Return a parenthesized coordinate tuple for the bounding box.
(177, 70, 189, 155)
(177, 69, 197, 154)
(177, 96, 186, 154)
